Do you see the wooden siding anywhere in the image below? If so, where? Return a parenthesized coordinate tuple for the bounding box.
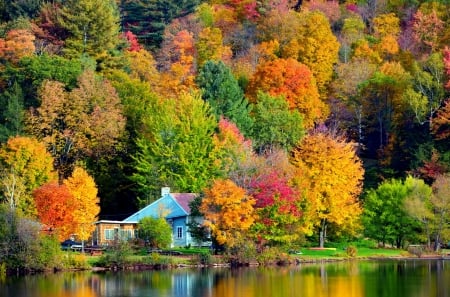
(94, 221, 137, 246)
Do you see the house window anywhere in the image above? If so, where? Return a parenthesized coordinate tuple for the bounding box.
(120, 229, 133, 240)
(176, 226, 183, 239)
(105, 229, 114, 240)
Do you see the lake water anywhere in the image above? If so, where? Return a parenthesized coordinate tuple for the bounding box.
(1, 260, 449, 297)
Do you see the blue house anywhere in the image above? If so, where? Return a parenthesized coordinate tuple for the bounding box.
(93, 187, 206, 247)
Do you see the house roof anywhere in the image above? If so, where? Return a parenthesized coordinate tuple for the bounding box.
(171, 193, 196, 214)
(122, 192, 197, 223)
(94, 220, 136, 225)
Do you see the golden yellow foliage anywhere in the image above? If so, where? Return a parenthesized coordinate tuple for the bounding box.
(0, 136, 56, 217)
(64, 167, 100, 242)
(291, 133, 364, 236)
(200, 179, 256, 246)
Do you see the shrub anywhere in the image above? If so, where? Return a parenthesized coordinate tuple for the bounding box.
(143, 252, 172, 266)
(63, 253, 89, 269)
(407, 245, 424, 258)
(227, 240, 257, 265)
(35, 235, 64, 270)
(196, 251, 212, 265)
(138, 217, 172, 249)
(256, 246, 287, 265)
(346, 245, 358, 257)
(108, 240, 133, 267)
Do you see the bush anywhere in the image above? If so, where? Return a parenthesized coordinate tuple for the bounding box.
(63, 253, 89, 269)
(196, 251, 212, 265)
(138, 217, 172, 249)
(143, 252, 172, 266)
(227, 240, 257, 265)
(94, 240, 132, 268)
(35, 235, 64, 270)
(346, 245, 358, 257)
(256, 246, 288, 265)
(407, 245, 425, 257)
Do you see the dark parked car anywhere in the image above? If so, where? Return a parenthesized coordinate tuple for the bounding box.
(61, 239, 82, 251)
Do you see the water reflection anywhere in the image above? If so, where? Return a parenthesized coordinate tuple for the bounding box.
(1, 260, 449, 297)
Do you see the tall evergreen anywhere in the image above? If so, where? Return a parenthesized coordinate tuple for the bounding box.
(196, 60, 253, 136)
(0, 82, 24, 143)
(0, 0, 43, 21)
(120, 0, 201, 50)
(58, 0, 121, 62)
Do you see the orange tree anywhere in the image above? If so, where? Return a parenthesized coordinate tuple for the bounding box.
(246, 58, 327, 128)
(34, 182, 75, 241)
(200, 179, 256, 248)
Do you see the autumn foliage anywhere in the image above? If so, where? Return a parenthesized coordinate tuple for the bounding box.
(0, 29, 35, 63)
(200, 179, 256, 247)
(249, 170, 303, 245)
(291, 132, 364, 246)
(63, 167, 100, 242)
(33, 167, 100, 242)
(247, 58, 327, 128)
(34, 182, 75, 241)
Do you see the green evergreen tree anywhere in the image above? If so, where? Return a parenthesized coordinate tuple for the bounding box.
(120, 0, 201, 50)
(196, 60, 253, 136)
(58, 0, 121, 62)
(0, 82, 24, 142)
(0, 0, 43, 21)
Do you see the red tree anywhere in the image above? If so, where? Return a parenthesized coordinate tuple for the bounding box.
(34, 182, 75, 240)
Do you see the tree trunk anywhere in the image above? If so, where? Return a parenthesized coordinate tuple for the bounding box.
(434, 234, 441, 252)
(319, 220, 327, 248)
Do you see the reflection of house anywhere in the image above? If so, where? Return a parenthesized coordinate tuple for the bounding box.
(93, 187, 204, 247)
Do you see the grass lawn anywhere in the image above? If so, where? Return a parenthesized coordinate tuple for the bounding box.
(297, 247, 406, 259)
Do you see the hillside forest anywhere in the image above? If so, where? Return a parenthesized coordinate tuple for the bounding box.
(0, 0, 450, 263)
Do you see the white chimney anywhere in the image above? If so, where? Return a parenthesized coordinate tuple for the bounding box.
(161, 187, 170, 196)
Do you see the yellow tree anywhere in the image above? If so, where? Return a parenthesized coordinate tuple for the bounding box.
(125, 48, 160, 88)
(373, 13, 400, 59)
(0, 136, 56, 217)
(64, 167, 99, 250)
(290, 10, 340, 96)
(200, 179, 256, 247)
(257, 9, 339, 96)
(196, 27, 232, 67)
(291, 132, 364, 247)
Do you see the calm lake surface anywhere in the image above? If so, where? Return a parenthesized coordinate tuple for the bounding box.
(1, 260, 449, 297)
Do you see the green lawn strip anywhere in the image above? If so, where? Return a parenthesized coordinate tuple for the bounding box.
(297, 247, 405, 259)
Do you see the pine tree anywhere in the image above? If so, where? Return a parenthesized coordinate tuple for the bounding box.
(196, 60, 253, 136)
(120, 0, 201, 50)
(58, 0, 121, 61)
(0, 82, 24, 142)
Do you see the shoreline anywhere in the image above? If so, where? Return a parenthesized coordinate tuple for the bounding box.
(6, 253, 450, 276)
(88, 254, 450, 272)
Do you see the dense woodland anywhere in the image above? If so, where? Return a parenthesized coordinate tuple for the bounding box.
(0, 0, 450, 269)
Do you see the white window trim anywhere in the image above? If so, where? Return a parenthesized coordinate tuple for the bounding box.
(176, 226, 183, 239)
